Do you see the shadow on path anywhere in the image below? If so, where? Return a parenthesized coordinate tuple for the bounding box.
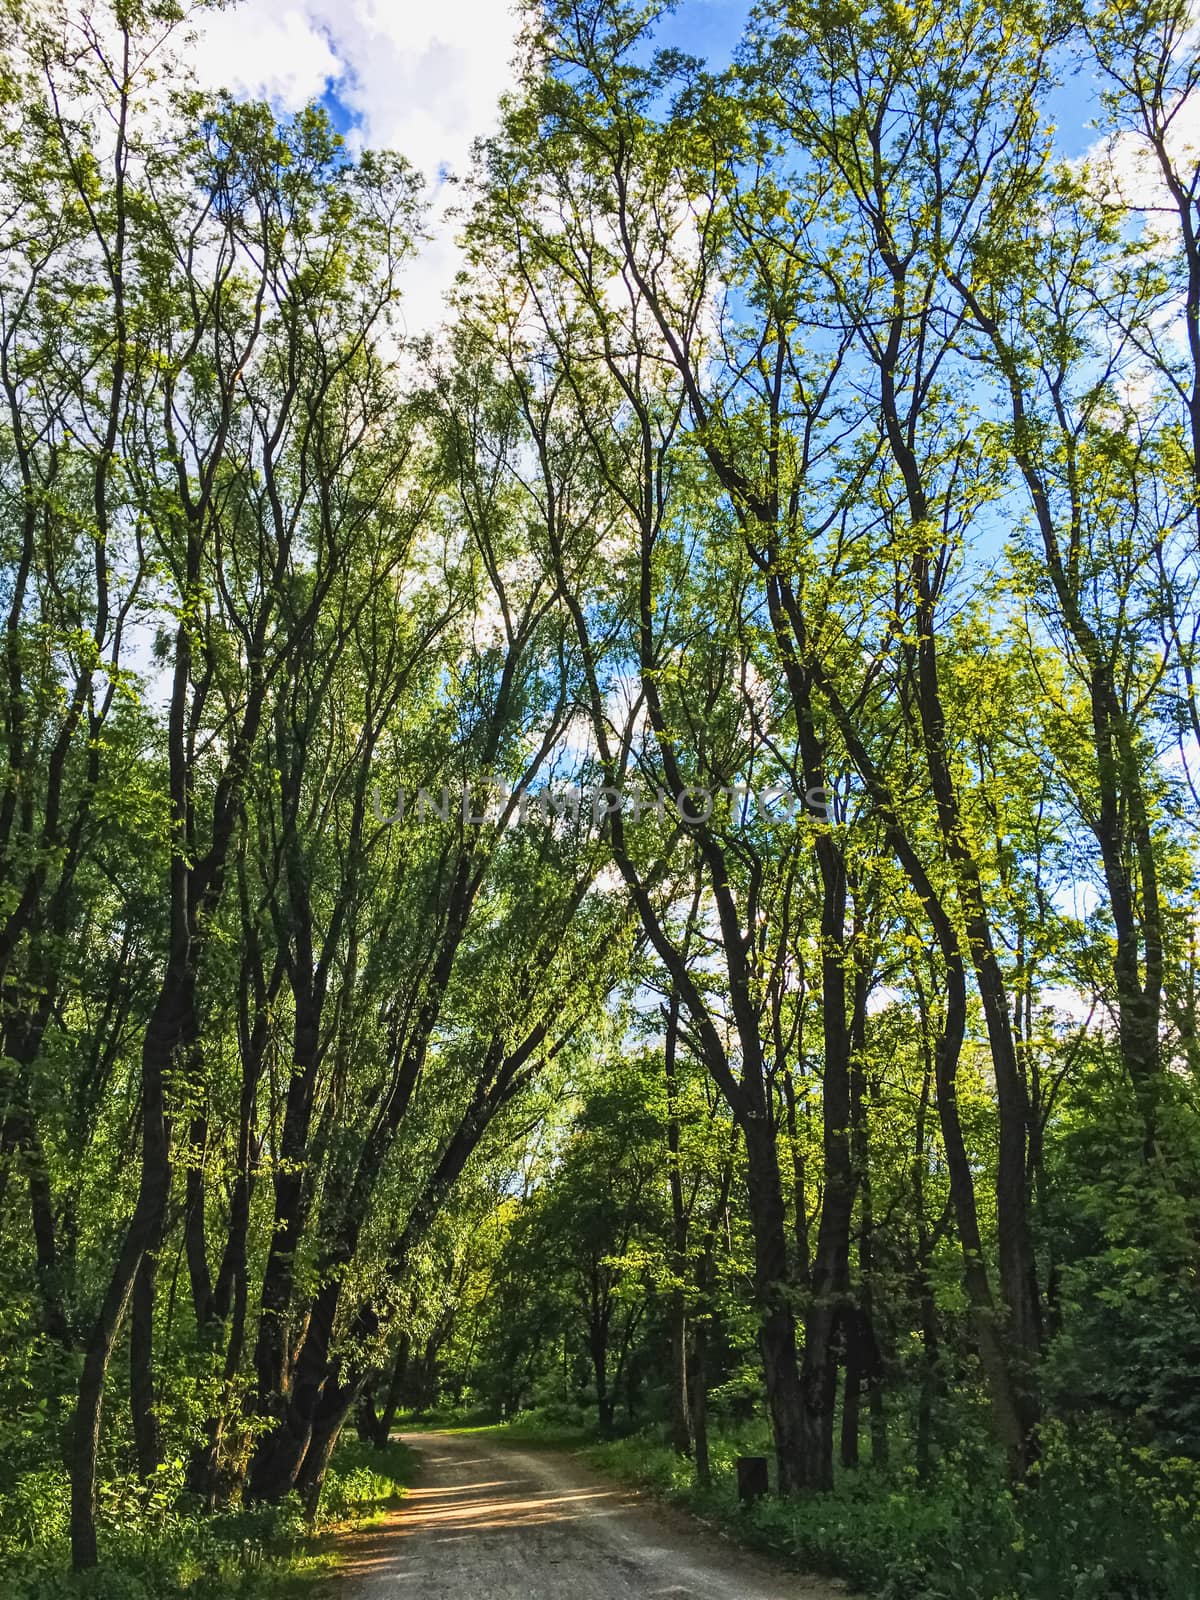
(333, 1431, 852, 1600)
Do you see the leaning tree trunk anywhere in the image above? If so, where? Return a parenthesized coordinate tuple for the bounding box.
(129, 1251, 161, 1479)
(375, 1335, 411, 1448)
(70, 630, 266, 1564)
(69, 963, 183, 1569)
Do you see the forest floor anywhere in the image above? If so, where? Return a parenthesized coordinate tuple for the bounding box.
(332, 1429, 855, 1599)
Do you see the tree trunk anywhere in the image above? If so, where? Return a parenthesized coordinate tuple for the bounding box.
(851, 962, 887, 1470)
(184, 1110, 215, 1333)
(375, 1335, 411, 1448)
(916, 1280, 939, 1482)
(296, 1379, 360, 1518)
(187, 946, 270, 1503)
(796, 800, 855, 1492)
(866, 1317, 888, 1470)
(254, 996, 322, 1415)
(13, 1090, 72, 1347)
(691, 1318, 711, 1489)
(70, 967, 181, 1568)
(591, 1324, 613, 1433)
(782, 1067, 810, 1288)
(840, 1317, 860, 1470)
(807, 656, 1037, 1478)
(595, 1354, 613, 1432)
(692, 1143, 733, 1492)
(664, 995, 691, 1457)
(355, 1387, 381, 1446)
(930, 962, 1030, 1473)
(742, 1114, 806, 1494)
(130, 1251, 161, 1478)
(4, 990, 73, 1347)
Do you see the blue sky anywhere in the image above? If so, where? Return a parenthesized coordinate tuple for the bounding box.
(646, 0, 1108, 156)
(216, 0, 1107, 165)
(192, 0, 1118, 336)
(652, 0, 747, 64)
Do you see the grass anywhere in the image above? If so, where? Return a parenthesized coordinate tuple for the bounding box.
(317, 1435, 417, 1525)
(0, 1437, 419, 1600)
(392, 1404, 593, 1448)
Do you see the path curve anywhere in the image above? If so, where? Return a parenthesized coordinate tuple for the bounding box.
(337, 1429, 852, 1599)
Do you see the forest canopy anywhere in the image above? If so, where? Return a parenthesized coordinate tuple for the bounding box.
(1, 1, 1199, 1596)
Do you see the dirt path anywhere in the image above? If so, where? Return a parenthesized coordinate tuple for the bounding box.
(336, 1430, 853, 1599)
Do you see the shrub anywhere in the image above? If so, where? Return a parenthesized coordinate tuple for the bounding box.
(586, 1418, 1200, 1600)
(0, 1435, 416, 1600)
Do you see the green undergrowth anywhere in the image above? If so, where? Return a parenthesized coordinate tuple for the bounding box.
(494, 1413, 1200, 1600)
(395, 1403, 593, 1448)
(0, 1437, 417, 1600)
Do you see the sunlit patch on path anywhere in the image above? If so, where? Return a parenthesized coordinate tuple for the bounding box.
(335, 1431, 852, 1600)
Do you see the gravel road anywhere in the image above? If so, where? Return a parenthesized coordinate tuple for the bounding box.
(337, 1430, 853, 1599)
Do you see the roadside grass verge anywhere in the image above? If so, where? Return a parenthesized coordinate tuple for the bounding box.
(577, 1425, 1200, 1600)
(0, 1437, 418, 1600)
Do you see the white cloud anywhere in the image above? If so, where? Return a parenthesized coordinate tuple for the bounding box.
(189, 8, 340, 109)
(188, 0, 524, 334)
(1075, 26, 1200, 258)
(1085, 100, 1200, 237)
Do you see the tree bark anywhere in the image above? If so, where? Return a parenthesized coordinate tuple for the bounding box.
(796, 797, 854, 1492)
(183, 1110, 215, 1333)
(130, 1252, 161, 1478)
(376, 1335, 411, 1447)
(664, 995, 691, 1457)
(70, 966, 180, 1568)
(742, 1114, 807, 1494)
(691, 1318, 711, 1489)
(840, 1321, 861, 1470)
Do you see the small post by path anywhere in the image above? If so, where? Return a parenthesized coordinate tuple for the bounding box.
(736, 1455, 769, 1503)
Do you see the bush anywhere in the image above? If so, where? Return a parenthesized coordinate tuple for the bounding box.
(0, 1435, 416, 1600)
(317, 1438, 415, 1524)
(584, 1420, 1200, 1600)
